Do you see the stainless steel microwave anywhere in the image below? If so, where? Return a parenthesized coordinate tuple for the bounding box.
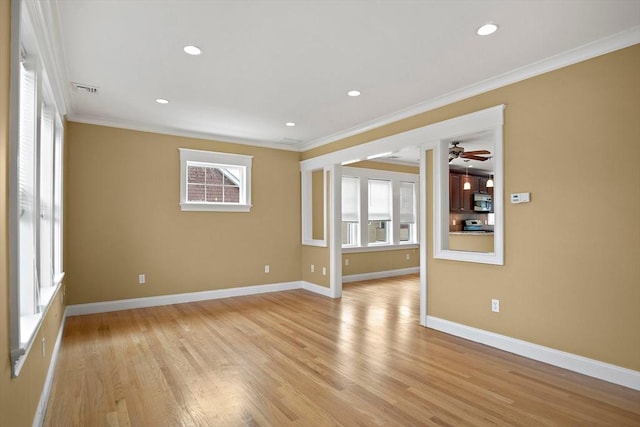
(473, 193, 492, 212)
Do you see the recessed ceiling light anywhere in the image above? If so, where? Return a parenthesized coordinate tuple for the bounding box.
(183, 45, 202, 55)
(155, 98, 169, 104)
(347, 90, 361, 97)
(285, 122, 296, 127)
(477, 23, 498, 36)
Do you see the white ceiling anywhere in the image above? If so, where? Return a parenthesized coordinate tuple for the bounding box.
(48, 0, 639, 151)
(372, 129, 495, 170)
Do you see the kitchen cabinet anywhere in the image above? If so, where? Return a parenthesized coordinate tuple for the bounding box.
(449, 172, 473, 211)
(473, 176, 486, 193)
(449, 173, 462, 211)
(449, 172, 491, 212)
(474, 175, 494, 197)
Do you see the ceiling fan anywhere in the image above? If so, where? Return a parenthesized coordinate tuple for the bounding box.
(449, 141, 492, 162)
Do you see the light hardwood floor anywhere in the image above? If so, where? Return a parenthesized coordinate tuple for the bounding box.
(44, 275, 640, 426)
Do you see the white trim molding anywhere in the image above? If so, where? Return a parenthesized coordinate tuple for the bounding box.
(342, 267, 420, 284)
(65, 281, 336, 316)
(300, 167, 328, 247)
(342, 243, 419, 254)
(432, 105, 505, 266)
(426, 316, 640, 391)
(179, 148, 253, 212)
(301, 281, 335, 298)
(32, 312, 66, 427)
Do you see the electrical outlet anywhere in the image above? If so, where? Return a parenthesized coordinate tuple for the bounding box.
(310, 264, 315, 273)
(406, 253, 410, 260)
(138, 274, 146, 284)
(322, 267, 326, 276)
(491, 299, 500, 313)
(264, 265, 270, 273)
(345, 258, 349, 266)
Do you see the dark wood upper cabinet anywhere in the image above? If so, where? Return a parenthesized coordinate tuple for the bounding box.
(449, 173, 462, 211)
(449, 172, 491, 212)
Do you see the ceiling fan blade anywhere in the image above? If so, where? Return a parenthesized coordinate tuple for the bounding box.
(464, 150, 491, 155)
(462, 155, 489, 161)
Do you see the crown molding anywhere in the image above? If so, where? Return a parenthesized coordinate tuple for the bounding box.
(67, 114, 302, 152)
(299, 26, 640, 152)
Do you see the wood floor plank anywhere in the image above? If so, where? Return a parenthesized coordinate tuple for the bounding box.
(44, 275, 640, 426)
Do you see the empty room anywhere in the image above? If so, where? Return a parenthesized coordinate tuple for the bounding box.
(1, 1, 639, 426)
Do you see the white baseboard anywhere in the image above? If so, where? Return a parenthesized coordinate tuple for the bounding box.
(426, 315, 640, 391)
(65, 270, 417, 316)
(342, 267, 420, 283)
(66, 281, 308, 316)
(301, 281, 334, 297)
(32, 312, 67, 427)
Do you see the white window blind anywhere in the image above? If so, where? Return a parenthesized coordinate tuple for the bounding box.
(39, 104, 54, 292)
(18, 60, 37, 316)
(53, 116, 64, 276)
(400, 181, 415, 223)
(341, 176, 359, 222)
(368, 179, 391, 221)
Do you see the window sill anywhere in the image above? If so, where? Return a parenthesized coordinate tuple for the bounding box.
(19, 278, 63, 345)
(14, 278, 64, 377)
(342, 243, 419, 253)
(20, 312, 43, 346)
(180, 202, 252, 212)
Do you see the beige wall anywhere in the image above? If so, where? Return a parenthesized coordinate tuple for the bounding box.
(65, 122, 302, 304)
(301, 245, 331, 287)
(342, 248, 419, 276)
(0, 3, 66, 425)
(448, 234, 494, 253)
(311, 169, 325, 240)
(304, 45, 640, 371)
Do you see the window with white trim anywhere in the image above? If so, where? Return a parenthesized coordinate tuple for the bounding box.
(9, 1, 65, 377)
(341, 167, 418, 249)
(341, 176, 360, 246)
(179, 148, 252, 212)
(368, 179, 392, 244)
(399, 181, 416, 242)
